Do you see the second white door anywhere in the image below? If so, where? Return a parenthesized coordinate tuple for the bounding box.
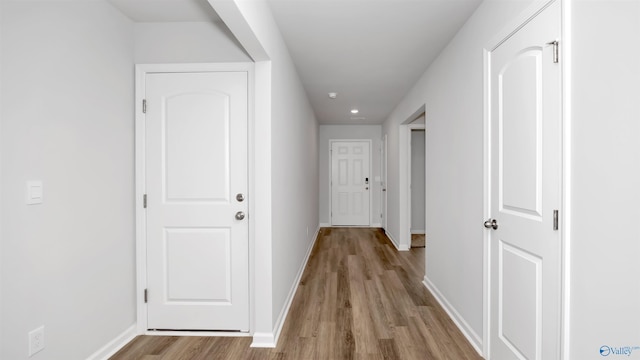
(331, 141, 371, 226)
(488, 2, 562, 359)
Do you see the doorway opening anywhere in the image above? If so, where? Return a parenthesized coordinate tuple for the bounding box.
(410, 128, 426, 249)
(398, 106, 426, 251)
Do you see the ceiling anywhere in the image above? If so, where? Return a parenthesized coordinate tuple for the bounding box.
(107, 0, 482, 125)
(267, 0, 482, 124)
(107, 0, 221, 23)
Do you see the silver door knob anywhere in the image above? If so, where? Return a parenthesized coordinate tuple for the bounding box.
(484, 219, 498, 230)
(235, 211, 245, 220)
(236, 193, 245, 202)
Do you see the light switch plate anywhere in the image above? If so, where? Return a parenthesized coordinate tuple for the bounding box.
(26, 181, 43, 205)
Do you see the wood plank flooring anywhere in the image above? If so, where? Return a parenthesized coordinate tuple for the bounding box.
(110, 228, 482, 360)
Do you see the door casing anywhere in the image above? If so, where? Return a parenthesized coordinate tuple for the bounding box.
(483, 0, 568, 357)
(135, 62, 255, 336)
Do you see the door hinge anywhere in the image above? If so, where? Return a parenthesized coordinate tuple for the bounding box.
(143, 194, 147, 208)
(144, 289, 148, 303)
(553, 210, 559, 231)
(547, 40, 559, 64)
(142, 99, 147, 114)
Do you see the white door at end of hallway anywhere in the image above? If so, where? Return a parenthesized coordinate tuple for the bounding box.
(331, 141, 371, 226)
(144, 70, 249, 331)
(487, 2, 562, 359)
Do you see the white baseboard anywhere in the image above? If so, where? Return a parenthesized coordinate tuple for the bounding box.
(411, 229, 426, 235)
(251, 225, 320, 348)
(319, 223, 330, 227)
(422, 276, 483, 356)
(384, 230, 409, 251)
(251, 332, 276, 348)
(372, 223, 382, 228)
(86, 324, 137, 360)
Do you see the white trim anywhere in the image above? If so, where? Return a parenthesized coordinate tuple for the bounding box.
(85, 325, 137, 360)
(328, 139, 373, 227)
(482, 1, 564, 359)
(251, 60, 274, 341)
(251, 333, 276, 348)
(560, 1, 572, 358)
(371, 223, 382, 228)
(251, 226, 321, 348)
(482, 44, 492, 360)
(410, 229, 426, 235)
(423, 277, 483, 356)
(319, 223, 330, 228)
(135, 62, 255, 334)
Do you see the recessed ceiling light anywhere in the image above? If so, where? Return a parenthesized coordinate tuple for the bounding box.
(328, 92, 337, 99)
(350, 109, 359, 114)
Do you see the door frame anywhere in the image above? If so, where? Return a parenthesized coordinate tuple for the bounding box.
(135, 62, 255, 336)
(483, 0, 568, 357)
(329, 139, 373, 227)
(398, 108, 426, 251)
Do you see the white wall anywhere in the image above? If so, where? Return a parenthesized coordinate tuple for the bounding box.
(381, 0, 535, 350)
(134, 21, 250, 63)
(0, 0, 4, 355)
(319, 125, 382, 226)
(266, 14, 319, 340)
(210, 0, 320, 344)
(569, 1, 640, 358)
(1, 2, 135, 359)
(410, 130, 425, 233)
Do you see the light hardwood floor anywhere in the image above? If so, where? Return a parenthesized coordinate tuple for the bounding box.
(110, 227, 482, 360)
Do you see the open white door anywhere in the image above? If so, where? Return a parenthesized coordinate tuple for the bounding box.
(144, 70, 249, 331)
(487, 2, 561, 359)
(331, 140, 371, 226)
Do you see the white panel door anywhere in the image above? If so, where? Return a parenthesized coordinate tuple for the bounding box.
(488, 2, 561, 359)
(145, 71, 249, 331)
(331, 141, 370, 226)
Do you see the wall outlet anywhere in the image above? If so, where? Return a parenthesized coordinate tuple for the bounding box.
(28, 326, 45, 357)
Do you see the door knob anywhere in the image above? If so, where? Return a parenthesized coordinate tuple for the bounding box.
(484, 219, 498, 230)
(236, 193, 245, 202)
(235, 211, 245, 220)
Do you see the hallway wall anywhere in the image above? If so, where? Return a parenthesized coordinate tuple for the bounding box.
(318, 125, 382, 227)
(381, 0, 536, 351)
(212, 0, 320, 342)
(134, 21, 250, 63)
(569, 1, 640, 358)
(1, 2, 135, 359)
